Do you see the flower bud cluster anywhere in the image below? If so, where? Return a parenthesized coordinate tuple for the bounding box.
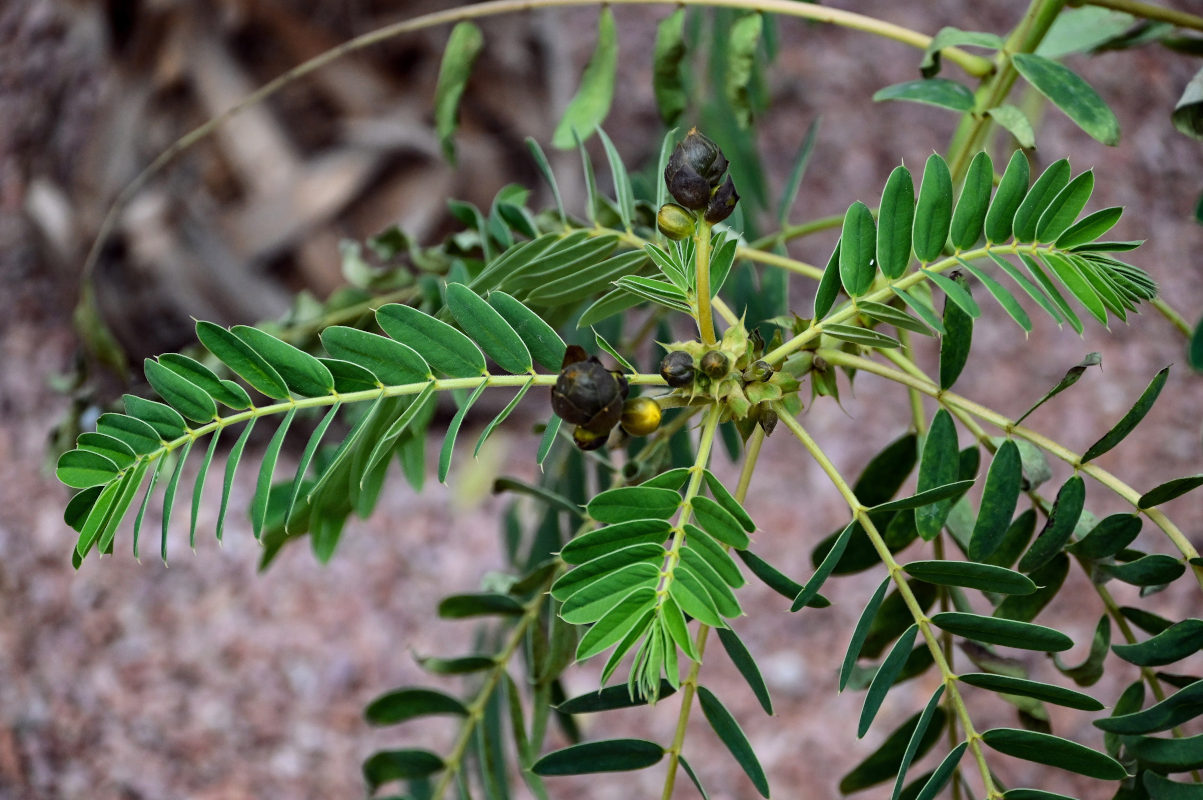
(664, 129, 739, 224)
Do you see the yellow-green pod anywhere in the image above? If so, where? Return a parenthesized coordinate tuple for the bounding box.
(620, 397, 663, 437)
(657, 203, 695, 241)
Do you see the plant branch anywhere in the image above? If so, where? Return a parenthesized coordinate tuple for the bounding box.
(1084, 0, 1203, 32)
(695, 221, 717, 345)
(816, 348, 1203, 590)
(772, 404, 1002, 800)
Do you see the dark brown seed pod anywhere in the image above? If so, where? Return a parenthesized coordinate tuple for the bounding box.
(703, 175, 739, 224)
(551, 355, 626, 434)
(572, 426, 609, 451)
(700, 350, 730, 380)
(664, 129, 729, 210)
(660, 351, 695, 388)
(620, 397, 662, 437)
(657, 203, 695, 240)
(757, 405, 778, 436)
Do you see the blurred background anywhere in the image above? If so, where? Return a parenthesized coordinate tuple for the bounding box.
(2, 0, 1201, 797)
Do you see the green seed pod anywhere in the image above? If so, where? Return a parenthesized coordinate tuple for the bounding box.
(657, 203, 695, 241)
(742, 360, 774, 383)
(660, 351, 695, 388)
(572, 425, 609, 451)
(703, 176, 739, 224)
(700, 350, 729, 380)
(620, 397, 662, 437)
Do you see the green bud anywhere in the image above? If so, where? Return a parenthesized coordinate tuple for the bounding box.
(657, 203, 695, 241)
(700, 350, 729, 379)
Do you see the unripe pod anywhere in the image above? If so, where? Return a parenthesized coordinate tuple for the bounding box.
(657, 203, 695, 241)
(660, 351, 695, 388)
(700, 350, 729, 380)
(742, 360, 774, 383)
(572, 425, 609, 451)
(620, 396, 662, 437)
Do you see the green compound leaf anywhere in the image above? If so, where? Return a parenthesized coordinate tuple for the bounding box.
(438, 381, 488, 483)
(560, 562, 660, 624)
(189, 429, 221, 547)
(890, 286, 946, 334)
(892, 687, 946, 800)
(670, 567, 725, 628)
(1125, 732, 1203, 773)
(939, 271, 974, 389)
(231, 325, 333, 397)
(377, 303, 485, 378)
(487, 292, 565, 373)
(1096, 679, 1203, 735)
(1143, 770, 1203, 798)
(158, 352, 251, 409)
(1040, 250, 1106, 325)
(680, 548, 741, 618)
(321, 358, 378, 393)
(737, 549, 829, 608)
(920, 27, 1003, 77)
(1021, 253, 1083, 333)
(950, 151, 993, 249)
(814, 241, 842, 319)
(57, 449, 120, 489)
(652, 9, 687, 126)
(954, 257, 1033, 332)
(434, 21, 484, 163)
(1098, 553, 1186, 587)
(439, 593, 524, 619)
(913, 742, 967, 800)
(364, 687, 468, 726)
(959, 673, 1103, 711)
(1012, 53, 1120, 145)
(1112, 619, 1203, 667)
(840, 705, 947, 793)
(1058, 206, 1123, 250)
(588, 486, 681, 523)
(1054, 615, 1110, 687)
(678, 755, 711, 800)
(550, 544, 665, 602)
(981, 728, 1127, 780)
(1082, 367, 1169, 463)
(931, 612, 1073, 651)
(697, 686, 770, 798)
(532, 738, 663, 775)
(915, 408, 959, 540)
(841, 577, 892, 691)
(362, 749, 445, 790)
(859, 623, 919, 738)
(217, 418, 256, 542)
(445, 283, 532, 374)
(987, 104, 1036, 149)
(824, 323, 902, 350)
(76, 432, 135, 471)
(1017, 474, 1084, 574)
(1016, 352, 1101, 425)
(320, 325, 431, 384)
(250, 407, 295, 539)
(726, 12, 763, 129)
(551, 7, 617, 149)
(597, 128, 635, 229)
(717, 628, 773, 715)
(985, 150, 1030, 243)
(995, 553, 1069, 623)
(874, 78, 975, 112)
(913, 154, 953, 262)
(840, 201, 877, 297)
(969, 440, 1022, 561)
(144, 358, 217, 422)
(878, 165, 915, 280)
(1036, 170, 1095, 242)
(702, 471, 756, 532)
(904, 560, 1035, 595)
(575, 587, 657, 661)
(692, 495, 751, 549)
(123, 394, 186, 440)
(792, 520, 855, 611)
(1013, 159, 1071, 243)
(196, 320, 289, 400)
(560, 520, 671, 565)
(858, 301, 934, 337)
(1139, 475, 1203, 509)
(557, 681, 676, 714)
(869, 480, 974, 514)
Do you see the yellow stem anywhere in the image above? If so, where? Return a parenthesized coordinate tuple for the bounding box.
(695, 221, 717, 345)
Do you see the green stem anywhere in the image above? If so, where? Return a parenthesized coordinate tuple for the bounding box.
(1152, 297, 1194, 337)
(816, 348, 1203, 590)
(695, 220, 717, 345)
(432, 567, 560, 799)
(748, 213, 846, 252)
(1084, 0, 1203, 32)
(660, 403, 724, 800)
(661, 414, 765, 800)
(772, 404, 1002, 800)
(945, 0, 1066, 182)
